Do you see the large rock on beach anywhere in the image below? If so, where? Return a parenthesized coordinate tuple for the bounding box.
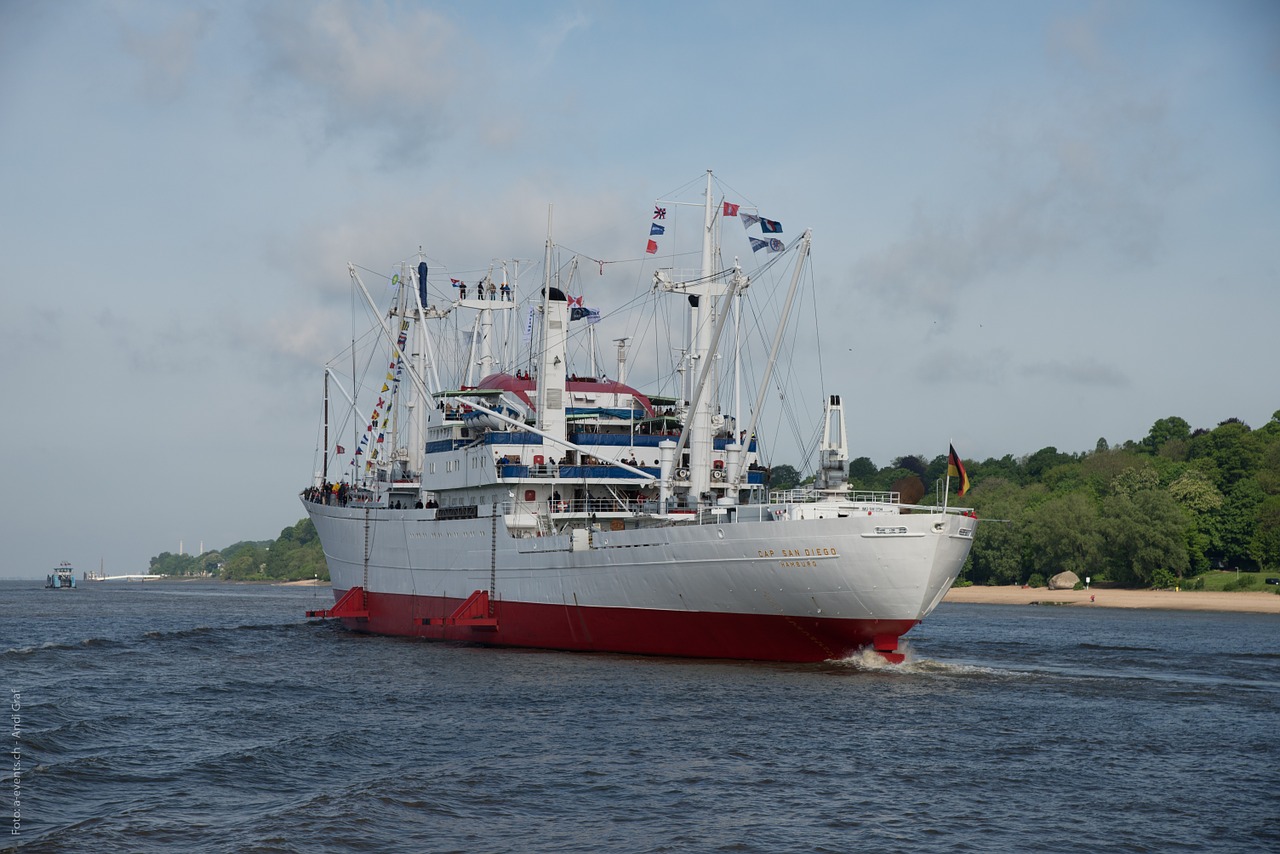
(1049, 570, 1080, 590)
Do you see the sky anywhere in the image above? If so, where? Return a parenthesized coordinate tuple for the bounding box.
(1, 0, 1277, 578)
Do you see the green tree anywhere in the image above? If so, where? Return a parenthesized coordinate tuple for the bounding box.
(893, 455, 928, 477)
(1111, 465, 1161, 498)
(847, 457, 877, 484)
(1168, 468, 1225, 513)
(1167, 469, 1222, 574)
(1257, 440, 1280, 496)
(1079, 448, 1147, 497)
(1250, 495, 1280, 571)
(149, 551, 201, 576)
(964, 479, 1030, 585)
(1101, 490, 1190, 585)
(768, 464, 801, 491)
(1024, 446, 1073, 479)
(1207, 480, 1265, 570)
(971, 455, 1024, 486)
(1023, 492, 1104, 581)
(221, 545, 267, 580)
(1142, 416, 1190, 455)
(1190, 420, 1260, 491)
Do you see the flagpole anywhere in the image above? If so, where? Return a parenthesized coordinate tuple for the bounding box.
(943, 438, 952, 513)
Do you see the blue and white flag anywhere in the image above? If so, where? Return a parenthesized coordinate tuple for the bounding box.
(570, 306, 601, 324)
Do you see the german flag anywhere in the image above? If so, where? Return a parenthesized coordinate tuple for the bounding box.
(948, 444, 971, 497)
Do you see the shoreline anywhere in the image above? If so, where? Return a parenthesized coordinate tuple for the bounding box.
(943, 585, 1280, 614)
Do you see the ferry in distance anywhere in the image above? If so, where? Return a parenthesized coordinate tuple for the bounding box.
(46, 561, 77, 589)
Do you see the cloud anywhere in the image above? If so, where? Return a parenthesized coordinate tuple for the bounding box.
(117, 6, 215, 101)
(531, 10, 589, 73)
(854, 8, 1182, 320)
(1021, 357, 1129, 387)
(249, 0, 464, 164)
(911, 346, 1014, 386)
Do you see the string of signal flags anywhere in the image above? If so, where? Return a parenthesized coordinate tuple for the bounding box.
(647, 201, 784, 256)
(532, 199, 788, 278)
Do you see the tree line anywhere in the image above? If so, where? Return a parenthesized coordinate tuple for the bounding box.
(840, 411, 1280, 586)
(149, 518, 328, 582)
(148, 410, 1278, 587)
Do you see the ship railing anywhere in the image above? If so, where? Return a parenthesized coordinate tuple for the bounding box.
(901, 502, 979, 516)
(545, 497, 647, 516)
(769, 488, 901, 504)
(497, 463, 560, 478)
(499, 462, 664, 481)
(846, 491, 901, 504)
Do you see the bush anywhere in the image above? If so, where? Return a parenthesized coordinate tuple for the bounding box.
(1223, 574, 1259, 592)
(1150, 568, 1178, 589)
(1028, 573, 1046, 588)
(1187, 576, 1205, 591)
(1073, 581, 1084, 590)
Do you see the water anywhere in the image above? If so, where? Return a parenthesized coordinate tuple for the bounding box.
(4, 580, 1278, 853)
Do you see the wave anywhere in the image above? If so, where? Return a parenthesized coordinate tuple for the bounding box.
(3, 637, 124, 656)
(1077, 642, 1162, 653)
(5, 622, 311, 659)
(824, 644, 1021, 680)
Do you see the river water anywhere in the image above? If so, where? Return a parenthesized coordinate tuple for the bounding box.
(4, 580, 1277, 852)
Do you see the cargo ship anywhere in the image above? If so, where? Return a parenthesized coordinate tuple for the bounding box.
(304, 172, 975, 662)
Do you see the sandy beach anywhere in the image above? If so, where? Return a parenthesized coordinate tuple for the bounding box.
(277, 578, 330, 587)
(944, 584, 1280, 614)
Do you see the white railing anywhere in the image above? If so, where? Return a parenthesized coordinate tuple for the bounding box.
(768, 488, 901, 504)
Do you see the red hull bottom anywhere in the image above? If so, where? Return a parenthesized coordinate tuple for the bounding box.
(324, 588, 918, 663)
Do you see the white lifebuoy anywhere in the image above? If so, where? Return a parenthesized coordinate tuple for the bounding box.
(675, 468, 690, 480)
(711, 469, 725, 482)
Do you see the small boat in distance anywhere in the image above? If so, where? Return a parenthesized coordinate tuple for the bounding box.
(46, 562, 77, 589)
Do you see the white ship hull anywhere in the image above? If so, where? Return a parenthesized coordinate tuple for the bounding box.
(306, 500, 974, 662)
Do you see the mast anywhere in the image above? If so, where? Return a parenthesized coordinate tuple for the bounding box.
(476, 268, 498, 378)
(535, 207, 568, 442)
(652, 170, 733, 506)
(322, 369, 330, 482)
(587, 323, 597, 377)
(687, 169, 719, 500)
